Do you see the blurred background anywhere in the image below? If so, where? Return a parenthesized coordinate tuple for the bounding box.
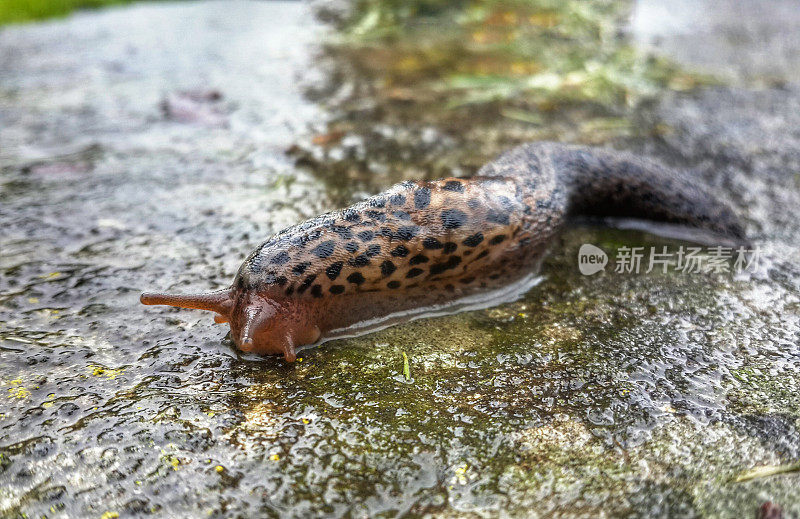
(2, 1, 800, 518)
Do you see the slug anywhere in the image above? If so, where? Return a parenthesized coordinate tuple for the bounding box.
(141, 142, 747, 361)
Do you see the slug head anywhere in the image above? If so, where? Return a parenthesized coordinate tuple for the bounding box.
(140, 287, 320, 362)
(228, 291, 321, 361)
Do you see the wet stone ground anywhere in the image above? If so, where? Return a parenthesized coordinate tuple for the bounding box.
(1, 1, 800, 518)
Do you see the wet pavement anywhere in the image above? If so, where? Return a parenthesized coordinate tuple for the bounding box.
(1, 1, 799, 517)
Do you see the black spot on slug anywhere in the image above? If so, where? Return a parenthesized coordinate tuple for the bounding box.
(486, 210, 510, 225)
(443, 180, 464, 192)
(414, 188, 431, 209)
(292, 262, 310, 275)
(357, 230, 374, 242)
(392, 210, 411, 220)
(310, 285, 323, 298)
(331, 225, 353, 240)
(298, 274, 316, 293)
(364, 210, 386, 222)
(366, 244, 382, 257)
(369, 196, 386, 208)
(271, 251, 290, 265)
(311, 240, 335, 258)
(343, 210, 361, 223)
(443, 242, 457, 254)
(394, 225, 419, 241)
(462, 233, 483, 247)
(347, 272, 365, 285)
(289, 234, 310, 248)
(387, 280, 401, 289)
(441, 209, 467, 229)
(389, 193, 406, 206)
(329, 285, 345, 295)
(390, 245, 410, 257)
(380, 260, 396, 277)
(409, 254, 428, 265)
(406, 268, 424, 278)
(349, 254, 370, 267)
(345, 241, 359, 253)
(275, 275, 287, 286)
(326, 261, 343, 280)
(475, 250, 489, 260)
(489, 234, 507, 245)
(430, 255, 461, 276)
(422, 237, 443, 250)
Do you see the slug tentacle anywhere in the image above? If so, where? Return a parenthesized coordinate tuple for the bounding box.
(237, 303, 271, 351)
(140, 289, 233, 315)
(141, 142, 748, 362)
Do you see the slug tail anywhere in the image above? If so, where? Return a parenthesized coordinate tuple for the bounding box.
(140, 289, 233, 316)
(481, 142, 749, 245)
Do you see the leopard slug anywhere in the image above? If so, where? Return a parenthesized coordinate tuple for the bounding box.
(141, 142, 747, 361)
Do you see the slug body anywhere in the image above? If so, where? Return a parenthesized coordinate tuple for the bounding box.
(141, 142, 746, 361)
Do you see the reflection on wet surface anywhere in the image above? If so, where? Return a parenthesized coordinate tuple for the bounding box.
(1, 0, 800, 517)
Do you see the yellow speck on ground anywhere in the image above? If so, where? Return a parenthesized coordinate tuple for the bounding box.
(302, 418, 310, 424)
(206, 411, 215, 417)
(90, 365, 123, 380)
(215, 465, 224, 473)
(454, 463, 469, 485)
(37, 308, 61, 319)
(270, 454, 280, 461)
(7, 378, 30, 400)
(8, 387, 30, 399)
(28, 297, 39, 304)
(39, 272, 61, 279)
(100, 512, 119, 519)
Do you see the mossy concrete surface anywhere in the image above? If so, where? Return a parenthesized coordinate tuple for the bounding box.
(1, 1, 800, 517)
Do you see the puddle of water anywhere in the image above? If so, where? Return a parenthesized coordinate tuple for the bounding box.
(1, 0, 800, 517)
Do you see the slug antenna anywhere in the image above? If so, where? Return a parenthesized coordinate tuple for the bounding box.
(282, 336, 297, 363)
(238, 304, 272, 351)
(140, 288, 233, 316)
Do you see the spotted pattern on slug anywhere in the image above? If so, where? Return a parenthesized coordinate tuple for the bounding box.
(237, 176, 549, 300)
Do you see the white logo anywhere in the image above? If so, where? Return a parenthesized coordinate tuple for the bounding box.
(578, 244, 607, 275)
